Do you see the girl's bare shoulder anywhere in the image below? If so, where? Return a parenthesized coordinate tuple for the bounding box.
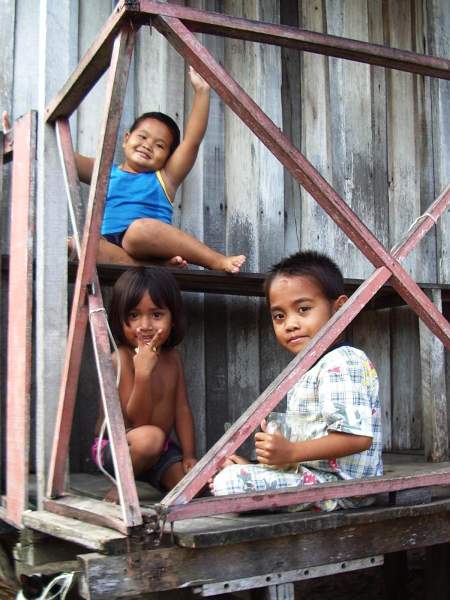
(159, 347, 182, 369)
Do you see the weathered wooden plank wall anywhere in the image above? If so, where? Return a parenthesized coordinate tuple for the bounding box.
(1, 0, 449, 479)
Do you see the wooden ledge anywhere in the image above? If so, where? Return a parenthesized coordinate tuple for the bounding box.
(69, 261, 450, 309)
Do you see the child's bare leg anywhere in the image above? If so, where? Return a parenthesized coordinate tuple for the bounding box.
(103, 425, 166, 502)
(160, 461, 185, 491)
(68, 235, 187, 268)
(122, 218, 246, 274)
(127, 426, 166, 475)
(97, 238, 187, 268)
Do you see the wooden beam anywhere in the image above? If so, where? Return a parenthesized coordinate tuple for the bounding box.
(155, 54, 450, 507)
(47, 24, 136, 499)
(419, 289, 449, 461)
(164, 464, 450, 522)
(45, 3, 139, 122)
(55, 120, 84, 246)
(153, 16, 450, 350)
(6, 111, 37, 527)
(136, 1, 450, 80)
(22, 510, 127, 553)
(49, 117, 142, 528)
(43, 495, 147, 536)
(161, 268, 393, 510)
(78, 504, 450, 598)
(88, 293, 142, 528)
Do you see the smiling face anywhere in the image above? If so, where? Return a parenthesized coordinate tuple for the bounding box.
(121, 118, 173, 173)
(122, 291, 172, 350)
(268, 274, 347, 355)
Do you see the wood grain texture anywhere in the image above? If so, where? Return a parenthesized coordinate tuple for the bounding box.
(6, 112, 36, 526)
(427, 0, 450, 286)
(35, 1, 78, 507)
(79, 501, 450, 597)
(419, 289, 448, 461)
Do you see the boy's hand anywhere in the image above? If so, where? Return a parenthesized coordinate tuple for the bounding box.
(182, 456, 197, 474)
(255, 423, 295, 466)
(133, 328, 161, 376)
(188, 65, 210, 93)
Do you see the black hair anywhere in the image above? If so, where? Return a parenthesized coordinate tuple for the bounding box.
(129, 112, 181, 156)
(108, 267, 185, 349)
(264, 250, 345, 304)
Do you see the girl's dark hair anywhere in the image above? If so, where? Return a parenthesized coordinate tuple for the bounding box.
(264, 251, 345, 304)
(109, 267, 186, 349)
(129, 112, 181, 156)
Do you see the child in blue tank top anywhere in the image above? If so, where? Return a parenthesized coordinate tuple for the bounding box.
(74, 67, 246, 273)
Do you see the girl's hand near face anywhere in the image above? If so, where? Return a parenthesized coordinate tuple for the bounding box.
(254, 421, 295, 466)
(133, 328, 161, 377)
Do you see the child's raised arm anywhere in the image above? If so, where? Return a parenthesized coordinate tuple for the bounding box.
(162, 66, 210, 198)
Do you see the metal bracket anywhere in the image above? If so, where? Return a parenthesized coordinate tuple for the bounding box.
(193, 555, 384, 596)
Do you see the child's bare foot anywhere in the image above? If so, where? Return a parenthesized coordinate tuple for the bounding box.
(104, 486, 119, 503)
(217, 255, 246, 274)
(208, 454, 249, 493)
(164, 256, 188, 269)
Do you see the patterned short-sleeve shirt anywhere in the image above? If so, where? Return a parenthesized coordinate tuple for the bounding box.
(286, 345, 383, 482)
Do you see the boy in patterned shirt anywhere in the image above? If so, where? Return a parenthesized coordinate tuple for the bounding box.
(212, 251, 382, 511)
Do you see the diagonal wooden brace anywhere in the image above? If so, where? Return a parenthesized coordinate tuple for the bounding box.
(153, 15, 450, 512)
(47, 24, 136, 522)
(162, 184, 450, 513)
(53, 119, 141, 527)
(153, 16, 450, 350)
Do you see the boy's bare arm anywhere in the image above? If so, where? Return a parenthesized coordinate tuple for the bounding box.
(162, 67, 210, 196)
(255, 430, 372, 467)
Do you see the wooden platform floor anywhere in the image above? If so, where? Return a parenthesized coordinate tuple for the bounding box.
(15, 455, 450, 599)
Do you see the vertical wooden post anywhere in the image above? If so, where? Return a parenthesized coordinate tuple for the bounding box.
(53, 118, 141, 526)
(419, 288, 448, 461)
(47, 24, 136, 500)
(6, 111, 37, 526)
(0, 0, 16, 494)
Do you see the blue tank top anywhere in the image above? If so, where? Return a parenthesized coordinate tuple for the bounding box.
(101, 165, 173, 235)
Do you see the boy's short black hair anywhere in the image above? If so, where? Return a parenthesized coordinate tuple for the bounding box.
(129, 112, 181, 156)
(109, 267, 185, 349)
(265, 251, 345, 303)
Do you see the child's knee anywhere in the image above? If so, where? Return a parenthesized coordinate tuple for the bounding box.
(128, 425, 166, 460)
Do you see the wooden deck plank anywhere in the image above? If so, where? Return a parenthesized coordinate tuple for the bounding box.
(79, 500, 450, 598)
(22, 510, 127, 553)
(170, 497, 450, 549)
(43, 494, 155, 536)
